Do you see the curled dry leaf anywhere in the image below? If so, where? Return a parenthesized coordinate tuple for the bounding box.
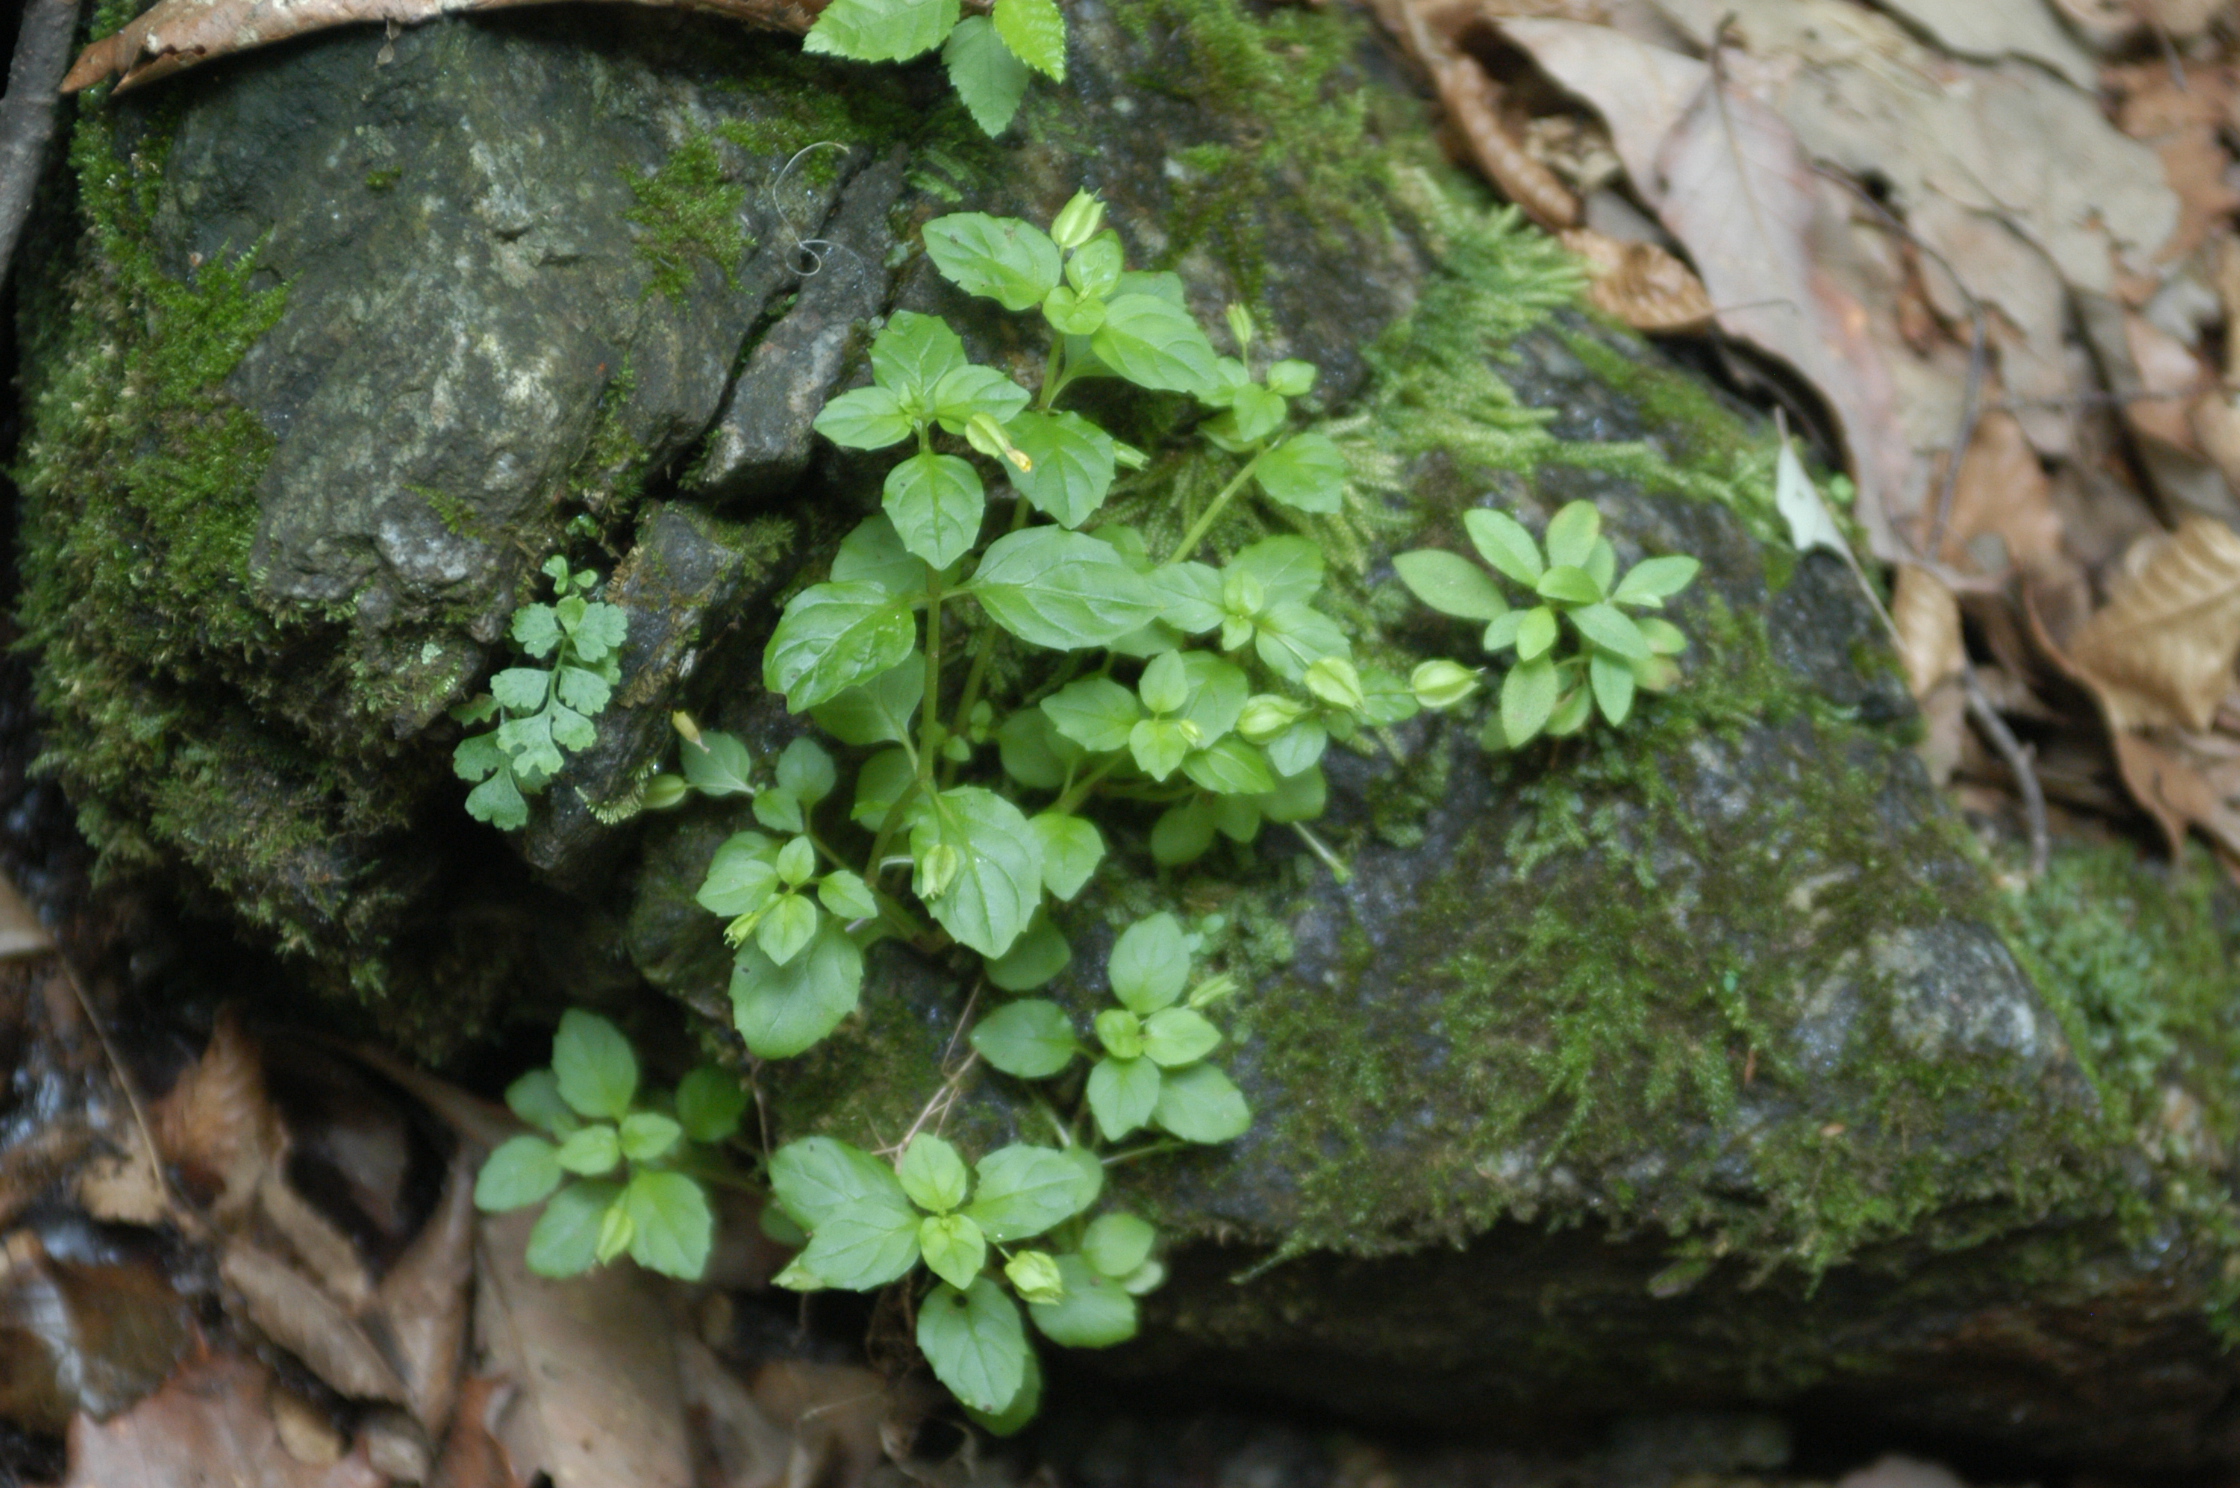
(676, 1338, 792, 1488)
(1892, 564, 1964, 701)
(2110, 731, 2240, 860)
(750, 1361, 904, 1488)
(66, 0, 825, 95)
(154, 1009, 281, 1220)
(0, 1224, 193, 1433)
(221, 1239, 413, 1408)
(2070, 516, 2240, 731)
(1559, 227, 1712, 330)
(1431, 53, 1582, 229)
(1935, 410, 2067, 578)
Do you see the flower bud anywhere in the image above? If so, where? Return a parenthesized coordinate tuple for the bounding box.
(1225, 302, 1255, 351)
(917, 843, 963, 901)
(1304, 656, 1368, 714)
(1410, 659, 1481, 711)
(672, 710, 704, 746)
(1005, 1250, 1067, 1304)
(641, 774, 689, 810)
(1237, 693, 1306, 742)
(1051, 191, 1107, 251)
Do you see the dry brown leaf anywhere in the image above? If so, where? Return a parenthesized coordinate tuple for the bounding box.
(60, 1349, 387, 1488)
(1, 1226, 193, 1433)
(474, 1206, 694, 1488)
(2118, 310, 2213, 455)
(154, 1009, 280, 1221)
(1871, 0, 2097, 88)
(2190, 388, 2240, 493)
(2071, 516, 2240, 730)
(1650, 63, 1912, 553)
(1432, 53, 1582, 229)
(431, 1376, 522, 1488)
(371, 1158, 475, 1432)
(1559, 227, 1712, 330)
(1493, 18, 1707, 205)
(1936, 410, 2068, 577)
(221, 1239, 413, 1407)
(750, 1362, 900, 1488)
(2112, 67, 2240, 268)
(67, 0, 825, 93)
(2111, 731, 2240, 857)
(677, 1338, 792, 1488)
(1893, 564, 1964, 699)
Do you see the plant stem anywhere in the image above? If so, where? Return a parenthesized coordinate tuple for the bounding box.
(1167, 448, 1267, 563)
(1053, 754, 1123, 815)
(942, 501, 1037, 787)
(919, 565, 946, 782)
(1101, 1139, 1186, 1166)
(1038, 338, 1069, 412)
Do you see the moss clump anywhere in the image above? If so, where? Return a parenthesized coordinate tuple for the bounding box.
(627, 134, 751, 305)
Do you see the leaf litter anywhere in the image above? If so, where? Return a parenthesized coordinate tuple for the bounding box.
(1394, 0, 2240, 878)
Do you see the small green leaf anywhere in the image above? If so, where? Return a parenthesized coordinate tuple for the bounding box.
(1147, 562, 1224, 634)
(754, 894, 819, 966)
(1590, 649, 1637, 725)
(1129, 716, 1197, 782)
(1501, 657, 1559, 748)
(1089, 293, 1219, 396)
(884, 450, 986, 571)
(1543, 500, 1601, 568)
(1008, 410, 1117, 528)
(1639, 616, 1688, 655)
(623, 1170, 713, 1279)
(1181, 737, 1275, 796)
(1549, 678, 1595, 736)
(1231, 537, 1322, 605)
(1095, 1008, 1144, 1061)
(512, 603, 561, 658)
(907, 787, 1044, 957)
(675, 1068, 748, 1144)
(1463, 508, 1543, 587)
(971, 999, 1079, 1078)
(1086, 1056, 1162, 1140)
(929, 364, 1031, 434)
(803, 0, 959, 62)
(1030, 812, 1104, 900)
(964, 1345, 1042, 1437)
(852, 748, 915, 829)
(812, 662, 925, 748)
(917, 1278, 1028, 1416)
(942, 17, 1030, 136)
(680, 732, 754, 798)
(489, 668, 550, 714)
(1082, 1213, 1156, 1278)
(1264, 720, 1326, 779)
(1027, 1255, 1137, 1348)
(1267, 359, 1316, 396)
(506, 1070, 576, 1136)
(776, 738, 836, 807)
(1535, 565, 1604, 605)
(818, 870, 881, 922)
(900, 1133, 972, 1214)
(770, 1137, 911, 1233)
(1150, 797, 1217, 865)
(995, 708, 1077, 790)
(966, 1144, 1095, 1241)
(987, 911, 1071, 991)
(1515, 606, 1558, 663)
(1613, 554, 1702, 607)
(1042, 284, 1106, 335)
(475, 1135, 562, 1212)
(1042, 677, 1142, 753)
(1152, 1061, 1251, 1143)
(1141, 1007, 1222, 1067)
(698, 834, 780, 918)
(552, 1011, 637, 1121)
(991, 0, 1066, 78)
(968, 528, 1161, 651)
(1254, 432, 1345, 514)
(832, 513, 931, 595)
(730, 925, 864, 1059)
(764, 583, 916, 711)
(1394, 549, 1509, 621)
(1059, 1145, 1105, 1212)
(813, 386, 914, 450)
(801, 1197, 924, 1291)
(753, 788, 804, 835)
(556, 1123, 622, 1176)
(1568, 602, 1650, 661)
(525, 1180, 620, 1278)
(1252, 602, 1350, 683)
(919, 1213, 988, 1289)
(924, 213, 1063, 312)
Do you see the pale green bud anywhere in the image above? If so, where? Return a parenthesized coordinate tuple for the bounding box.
(1303, 656, 1368, 714)
(965, 412, 1032, 472)
(917, 843, 963, 900)
(641, 774, 689, 810)
(1096, 1008, 1144, 1060)
(1051, 191, 1107, 252)
(1186, 972, 1239, 1009)
(1410, 660, 1481, 711)
(1005, 1249, 1067, 1305)
(1225, 302, 1255, 351)
(1237, 694, 1307, 743)
(595, 1202, 634, 1265)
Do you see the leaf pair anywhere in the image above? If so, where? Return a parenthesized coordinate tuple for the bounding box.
(805, 0, 1065, 136)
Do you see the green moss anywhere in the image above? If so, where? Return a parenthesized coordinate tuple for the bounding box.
(1115, 0, 1398, 296)
(627, 134, 751, 305)
(364, 165, 403, 191)
(567, 357, 651, 516)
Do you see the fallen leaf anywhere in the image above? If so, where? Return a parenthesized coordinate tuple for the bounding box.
(2111, 63, 2240, 266)
(1871, 0, 2097, 88)
(1775, 419, 1849, 558)
(2047, 0, 2139, 52)
(220, 1239, 413, 1407)
(677, 1337, 791, 1488)
(2111, 730, 2240, 858)
(67, 0, 826, 94)
(0, 1224, 192, 1433)
(1432, 52, 1582, 228)
(1559, 227, 1712, 330)
(2071, 516, 2240, 730)
(370, 1158, 475, 1432)
(474, 1206, 695, 1488)
(1934, 410, 2068, 578)
(1892, 564, 1964, 699)
(750, 1361, 897, 1488)
(1652, 58, 1911, 552)
(429, 1376, 522, 1488)
(59, 1349, 386, 1488)
(154, 1009, 280, 1221)
(1494, 17, 1708, 193)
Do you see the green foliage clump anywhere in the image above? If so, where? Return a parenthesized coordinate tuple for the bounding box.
(805, 0, 1067, 136)
(474, 1011, 748, 1279)
(475, 188, 1708, 1430)
(452, 556, 628, 830)
(1396, 500, 1700, 749)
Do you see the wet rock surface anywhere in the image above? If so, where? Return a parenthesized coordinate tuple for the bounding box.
(15, 0, 2240, 1471)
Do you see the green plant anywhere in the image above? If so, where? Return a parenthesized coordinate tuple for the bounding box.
(473, 1011, 748, 1279)
(805, 0, 1067, 136)
(1394, 499, 1700, 749)
(452, 556, 628, 830)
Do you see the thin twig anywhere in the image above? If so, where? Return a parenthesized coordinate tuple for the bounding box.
(1962, 666, 2051, 877)
(0, 0, 80, 291)
(56, 960, 190, 1229)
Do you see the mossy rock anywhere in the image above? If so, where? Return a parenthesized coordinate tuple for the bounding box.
(18, 0, 2240, 1465)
